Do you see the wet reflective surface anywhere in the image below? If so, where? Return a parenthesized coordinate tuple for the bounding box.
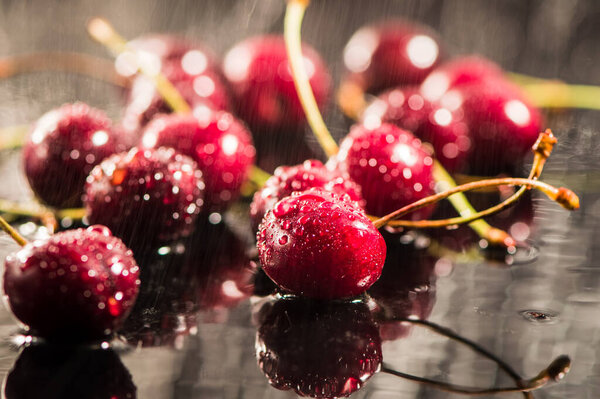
(2, 0, 600, 398)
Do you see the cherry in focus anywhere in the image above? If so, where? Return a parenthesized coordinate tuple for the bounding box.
(5, 344, 136, 399)
(3, 225, 140, 342)
(84, 147, 205, 250)
(249, 159, 364, 231)
(343, 19, 443, 93)
(23, 102, 127, 208)
(257, 188, 386, 299)
(255, 296, 382, 398)
(333, 122, 436, 218)
(141, 108, 256, 210)
(223, 35, 331, 134)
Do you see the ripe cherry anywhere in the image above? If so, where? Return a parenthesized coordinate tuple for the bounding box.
(23, 103, 127, 208)
(257, 188, 386, 299)
(3, 225, 140, 342)
(5, 345, 136, 399)
(343, 19, 443, 93)
(84, 147, 205, 249)
(223, 35, 331, 134)
(362, 86, 471, 172)
(332, 122, 436, 218)
(249, 159, 364, 231)
(140, 108, 256, 210)
(255, 296, 382, 398)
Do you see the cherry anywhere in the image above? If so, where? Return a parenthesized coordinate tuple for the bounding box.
(22, 102, 127, 208)
(140, 108, 256, 210)
(249, 159, 364, 231)
(126, 34, 217, 68)
(255, 296, 382, 398)
(83, 147, 204, 249)
(223, 35, 331, 134)
(3, 225, 140, 341)
(257, 188, 386, 299)
(332, 122, 436, 218)
(5, 345, 136, 399)
(362, 86, 471, 172)
(343, 19, 443, 93)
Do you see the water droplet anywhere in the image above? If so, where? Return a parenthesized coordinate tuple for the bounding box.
(278, 235, 289, 245)
(519, 309, 558, 324)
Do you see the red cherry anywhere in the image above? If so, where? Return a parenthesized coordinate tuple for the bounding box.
(22, 103, 127, 208)
(3, 225, 140, 341)
(255, 297, 382, 398)
(420, 56, 505, 102)
(257, 188, 386, 299)
(333, 123, 436, 218)
(223, 35, 331, 134)
(250, 159, 364, 231)
(83, 147, 205, 249)
(5, 345, 136, 399)
(343, 19, 443, 93)
(362, 86, 471, 172)
(140, 108, 255, 210)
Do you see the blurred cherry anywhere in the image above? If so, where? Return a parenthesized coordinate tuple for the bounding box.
(255, 296, 382, 398)
(5, 344, 136, 399)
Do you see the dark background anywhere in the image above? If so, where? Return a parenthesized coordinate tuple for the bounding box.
(1, 1, 600, 398)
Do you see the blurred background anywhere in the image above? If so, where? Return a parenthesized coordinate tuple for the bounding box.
(1, 1, 600, 398)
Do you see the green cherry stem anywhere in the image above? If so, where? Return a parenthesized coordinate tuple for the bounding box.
(0, 124, 29, 150)
(0, 214, 28, 247)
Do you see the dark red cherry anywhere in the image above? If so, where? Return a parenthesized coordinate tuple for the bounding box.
(5, 345, 136, 399)
(257, 188, 386, 299)
(343, 19, 443, 93)
(249, 159, 364, 231)
(140, 108, 255, 210)
(3, 225, 140, 341)
(459, 80, 543, 174)
(223, 35, 331, 134)
(420, 56, 505, 102)
(83, 147, 204, 249)
(362, 86, 471, 172)
(22, 103, 126, 208)
(255, 297, 382, 398)
(333, 123, 436, 218)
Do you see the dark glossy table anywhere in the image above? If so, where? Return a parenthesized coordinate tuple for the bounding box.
(1, 1, 600, 398)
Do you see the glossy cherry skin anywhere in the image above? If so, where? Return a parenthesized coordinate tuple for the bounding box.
(84, 147, 205, 249)
(333, 123, 436, 218)
(141, 108, 256, 210)
(5, 345, 136, 399)
(223, 35, 331, 134)
(250, 159, 364, 231)
(362, 86, 471, 172)
(257, 188, 386, 299)
(420, 56, 505, 102)
(22, 103, 127, 208)
(3, 225, 140, 342)
(343, 19, 443, 93)
(255, 296, 382, 398)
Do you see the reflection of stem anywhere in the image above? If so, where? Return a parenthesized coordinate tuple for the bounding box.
(0, 52, 129, 87)
(87, 17, 190, 114)
(381, 318, 569, 397)
(373, 176, 578, 229)
(284, 0, 339, 158)
(0, 215, 27, 246)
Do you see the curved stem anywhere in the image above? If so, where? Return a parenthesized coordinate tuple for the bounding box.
(373, 177, 578, 229)
(0, 52, 129, 87)
(87, 18, 190, 114)
(0, 215, 27, 246)
(284, 0, 339, 158)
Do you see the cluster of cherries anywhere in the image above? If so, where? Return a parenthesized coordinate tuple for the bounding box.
(0, 10, 576, 398)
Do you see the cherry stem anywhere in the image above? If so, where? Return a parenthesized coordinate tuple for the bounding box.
(0, 215, 28, 247)
(284, 0, 339, 158)
(381, 318, 570, 397)
(0, 124, 28, 150)
(0, 52, 129, 87)
(337, 79, 368, 121)
(86, 17, 190, 114)
(373, 176, 578, 229)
